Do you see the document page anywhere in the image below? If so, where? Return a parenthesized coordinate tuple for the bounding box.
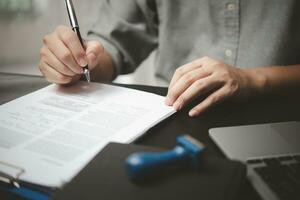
(0, 82, 175, 188)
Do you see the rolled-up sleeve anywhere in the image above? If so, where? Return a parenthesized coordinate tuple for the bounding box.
(87, 0, 158, 76)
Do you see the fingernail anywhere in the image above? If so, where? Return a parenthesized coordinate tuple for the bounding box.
(189, 110, 196, 117)
(166, 97, 175, 106)
(173, 102, 181, 110)
(165, 97, 171, 105)
(169, 99, 174, 105)
(74, 66, 83, 74)
(79, 57, 88, 67)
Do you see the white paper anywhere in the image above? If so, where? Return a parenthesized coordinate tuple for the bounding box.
(0, 82, 175, 188)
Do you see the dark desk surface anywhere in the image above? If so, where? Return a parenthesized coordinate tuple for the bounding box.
(1, 73, 300, 200)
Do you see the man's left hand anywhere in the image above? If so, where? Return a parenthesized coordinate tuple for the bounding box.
(165, 56, 259, 117)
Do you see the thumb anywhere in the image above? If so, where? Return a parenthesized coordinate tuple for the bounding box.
(84, 41, 104, 70)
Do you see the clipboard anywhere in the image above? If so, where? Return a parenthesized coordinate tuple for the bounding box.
(0, 161, 52, 200)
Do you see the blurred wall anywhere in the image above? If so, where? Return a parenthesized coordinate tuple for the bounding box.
(0, 0, 99, 67)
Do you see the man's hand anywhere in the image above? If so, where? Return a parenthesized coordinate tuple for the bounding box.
(165, 57, 262, 117)
(39, 25, 111, 85)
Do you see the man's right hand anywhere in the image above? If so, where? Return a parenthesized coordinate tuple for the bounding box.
(39, 25, 106, 85)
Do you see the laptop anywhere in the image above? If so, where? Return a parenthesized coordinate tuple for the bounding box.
(209, 121, 300, 200)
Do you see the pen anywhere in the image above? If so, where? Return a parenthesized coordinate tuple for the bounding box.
(64, 0, 90, 82)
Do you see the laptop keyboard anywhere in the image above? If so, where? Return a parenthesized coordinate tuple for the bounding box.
(247, 154, 300, 200)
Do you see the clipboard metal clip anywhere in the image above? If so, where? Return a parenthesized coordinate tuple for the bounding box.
(0, 161, 25, 188)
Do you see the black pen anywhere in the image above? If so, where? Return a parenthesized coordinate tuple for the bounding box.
(65, 0, 90, 82)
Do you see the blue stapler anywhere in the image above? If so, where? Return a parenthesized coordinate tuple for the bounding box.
(126, 135, 205, 181)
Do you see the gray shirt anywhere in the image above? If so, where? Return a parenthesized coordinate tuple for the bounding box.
(88, 0, 300, 82)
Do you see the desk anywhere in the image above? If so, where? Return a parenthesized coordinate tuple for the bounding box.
(1, 73, 300, 200)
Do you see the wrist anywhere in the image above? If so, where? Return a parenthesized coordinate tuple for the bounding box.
(244, 68, 267, 96)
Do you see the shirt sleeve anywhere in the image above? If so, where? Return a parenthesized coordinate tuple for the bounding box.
(87, 0, 158, 76)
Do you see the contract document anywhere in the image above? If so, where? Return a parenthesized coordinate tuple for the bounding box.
(0, 82, 175, 189)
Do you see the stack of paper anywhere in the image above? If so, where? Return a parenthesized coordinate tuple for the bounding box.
(0, 82, 175, 189)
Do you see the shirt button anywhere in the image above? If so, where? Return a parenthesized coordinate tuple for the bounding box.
(225, 49, 232, 57)
(226, 3, 236, 11)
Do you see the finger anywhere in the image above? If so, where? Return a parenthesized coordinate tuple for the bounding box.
(39, 61, 72, 84)
(189, 86, 230, 117)
(169, 56, 214, 89)
(41, 46, 76, 76)
(56, 26, 88, 67)
(169, 58, 204, 89)
(173, 75, 221, 110)
(43, 33, 83, 74)
(85, 41, 104, 70)
(166, 67, 211, 106)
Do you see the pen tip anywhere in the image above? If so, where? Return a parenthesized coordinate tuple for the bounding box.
(84, 68, 90, 83)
